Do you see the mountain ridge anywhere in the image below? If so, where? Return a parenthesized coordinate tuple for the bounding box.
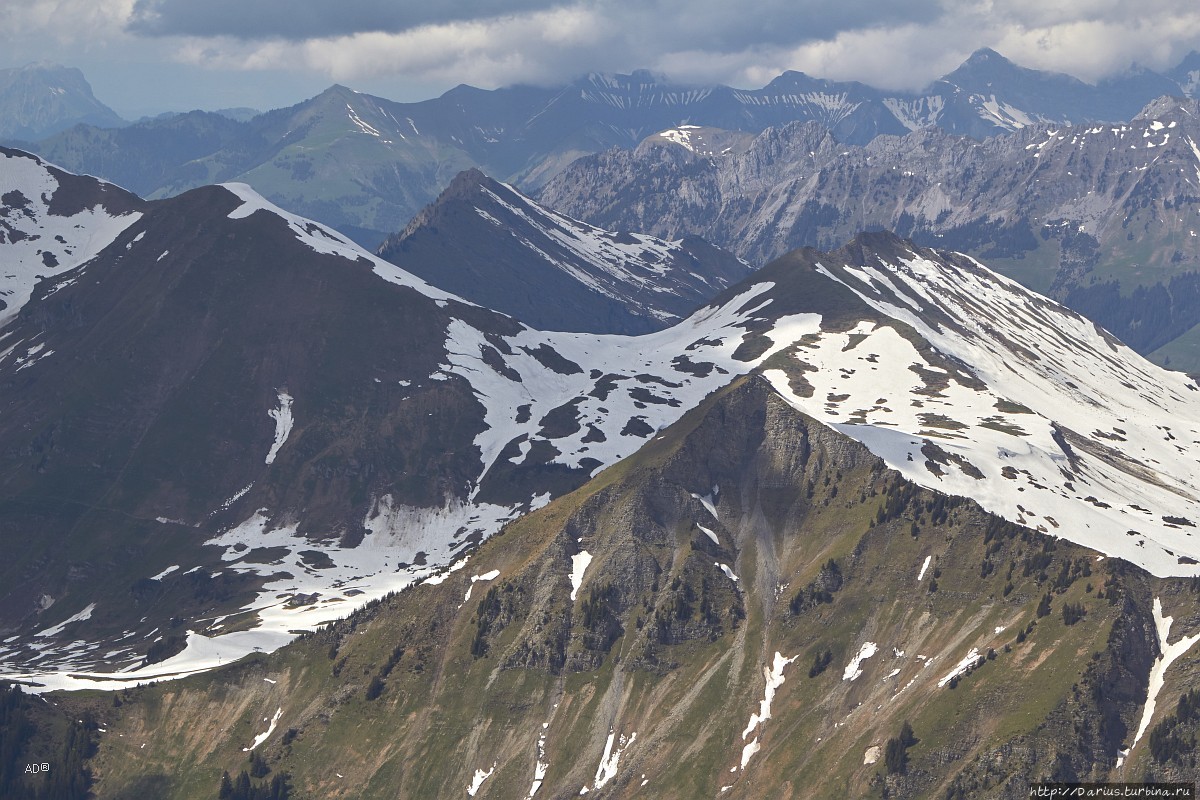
(64, 371, 1200, 798)
(2, 154, 1199, 704)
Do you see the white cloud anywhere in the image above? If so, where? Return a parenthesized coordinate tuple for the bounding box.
(157, 0, 1200, 93)
(4, 0, 1200, 111)
(995, 14, 1200, 80)
(0, 0, 135, 47)
(175, 7, 627, 88)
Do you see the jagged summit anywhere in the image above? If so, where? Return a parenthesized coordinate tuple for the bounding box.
(1133, 95, 1200, 120)
(965, 46, 1006, 62)
(581, 69, 671, 88)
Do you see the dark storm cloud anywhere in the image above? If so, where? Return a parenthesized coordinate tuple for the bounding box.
(126, 0, 943, 48)
(127, 0, 564, 39)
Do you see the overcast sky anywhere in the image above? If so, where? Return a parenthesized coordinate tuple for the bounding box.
(4, 0, 1200, 118)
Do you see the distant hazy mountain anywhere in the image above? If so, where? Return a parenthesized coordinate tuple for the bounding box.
(376, 168, 752, 334)
(0, 63, 124, 139)
(14, 50, 1200, 247)
(212, 106, 261, 122)
(924, 48, 1184, 137)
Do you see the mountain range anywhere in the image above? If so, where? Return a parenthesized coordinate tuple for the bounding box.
(0, 149, 1198, 797)
(8, 49, 1200, 250)
(537, 96, 1200, 371)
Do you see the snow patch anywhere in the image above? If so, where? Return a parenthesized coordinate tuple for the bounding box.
(917, 555, 931, 581)
(843, 642, 878, 681)
(740, 738, 761, 770)
(150, 565, 179, 581)
(692, 490, 719, 519)
(593, 730, 636, 789)
(265, 391, 293, 465)
(468, 763, 496, 797)
(35, 604, 95, 638)
(570, 551, 593, 601)
(526, 726, 550, 798)
(1126, 598, 1200, 760)
(937, 648, 983, 688)
(736, 651, 797, 771)
(462, 570, 500, 605)
(243, 707, 282, 751)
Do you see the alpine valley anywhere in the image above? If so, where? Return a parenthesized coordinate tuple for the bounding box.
(3, 131, 1200, 800)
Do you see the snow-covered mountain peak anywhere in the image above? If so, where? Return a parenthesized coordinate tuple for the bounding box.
(757, 236, 1200, 577)
(0, 148, 143, 321)
(220, 181, 463, 305)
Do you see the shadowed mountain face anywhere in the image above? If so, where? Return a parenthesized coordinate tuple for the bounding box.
(376, 168, 752, 334)
(0, 153, 798, 681)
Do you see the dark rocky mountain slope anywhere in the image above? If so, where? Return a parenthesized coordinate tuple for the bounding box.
(376, 168, 751, 334)
(2, 155, 1199, 736)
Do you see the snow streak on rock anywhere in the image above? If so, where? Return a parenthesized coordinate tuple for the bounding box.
(467, 762, 495, 797)
(526, 724, 550, 798)
(222, 182, 459, 303)
(570, 552, 593, 601)
(264, 391, 293, 465)
(592, 730, 636, 789)
(1126, 598, 1200, 761)
(34, 603, 95, 638)
(917, 556, 932, 581)
(739, 652, 797, 771)
(937, 649, 983, 688)
(243, 707, 282, 752)
(843, 642, 878, 682)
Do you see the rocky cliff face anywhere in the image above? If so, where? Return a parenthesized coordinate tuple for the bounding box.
(71, 377, 1198, 799)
